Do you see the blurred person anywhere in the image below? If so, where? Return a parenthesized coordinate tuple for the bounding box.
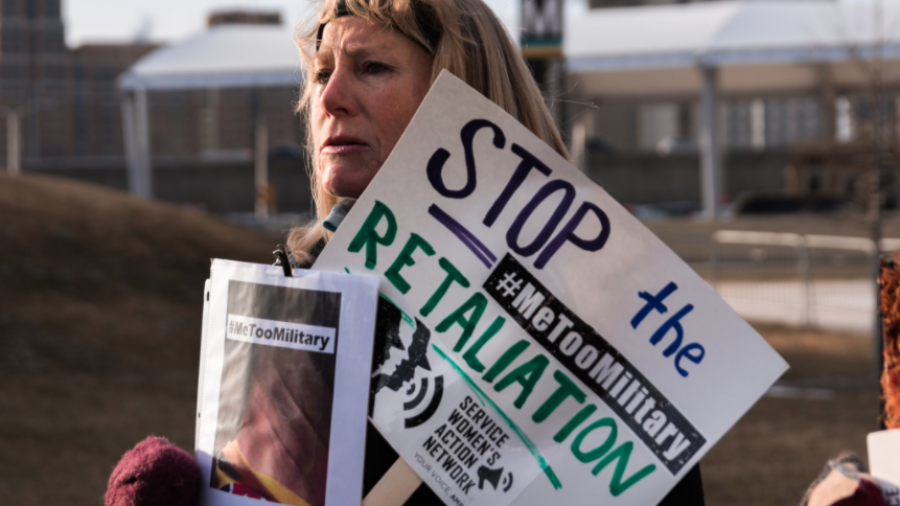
(107, 0, 706, 504)
(880, 257, 900, 431)
(286, 1, 705, 504)
(799, 257, 900, 506)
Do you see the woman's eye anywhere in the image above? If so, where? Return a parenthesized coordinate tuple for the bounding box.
(315, 70, 332, 84)
(363, 62, 389, 75)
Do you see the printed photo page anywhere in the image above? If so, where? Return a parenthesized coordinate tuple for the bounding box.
(195, 259, 379, 506)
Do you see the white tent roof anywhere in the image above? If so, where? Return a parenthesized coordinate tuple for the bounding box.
(119, 24, 303, 91)
(566, 0, 900, 96)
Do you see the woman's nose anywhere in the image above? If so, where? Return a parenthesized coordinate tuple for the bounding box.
(320, 66, 358, 117)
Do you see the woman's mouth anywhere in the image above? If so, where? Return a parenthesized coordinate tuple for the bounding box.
(322, 136, 368, 154)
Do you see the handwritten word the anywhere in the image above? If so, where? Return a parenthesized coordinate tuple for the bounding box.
(631, 282, 706, 378)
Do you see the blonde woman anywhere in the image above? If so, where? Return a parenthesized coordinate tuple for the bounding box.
(287, 0, 567, 266)
(288, 0, 702, 504)
(106, 0, 703, 504)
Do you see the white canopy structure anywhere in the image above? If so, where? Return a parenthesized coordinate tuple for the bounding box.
(566, 0, 900, 217)
(117, 24, 302, 200)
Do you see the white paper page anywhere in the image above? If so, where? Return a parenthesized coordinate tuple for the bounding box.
(870, 429, 900, 487)
(196, 278, 211, 451)
(195, 260, 379, 506)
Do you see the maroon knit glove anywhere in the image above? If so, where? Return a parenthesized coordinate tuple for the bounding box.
(105, 436, 200, 506)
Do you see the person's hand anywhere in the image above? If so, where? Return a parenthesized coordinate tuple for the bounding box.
(105, 436, 200, 506)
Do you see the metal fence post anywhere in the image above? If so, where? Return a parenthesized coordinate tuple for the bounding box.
(799, 236, 811, 328)
(873, 243, 883, 388)
(710, 233, 719, 293)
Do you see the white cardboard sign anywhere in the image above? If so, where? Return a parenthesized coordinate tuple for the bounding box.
(195, 260, 379, 506)
(870, 429, 900, 488)
(315, 71, 788, 506)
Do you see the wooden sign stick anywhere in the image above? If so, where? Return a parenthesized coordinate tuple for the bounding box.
(362, 458, 423, 506)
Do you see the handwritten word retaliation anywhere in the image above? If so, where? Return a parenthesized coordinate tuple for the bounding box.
(348, 201, 669, 496)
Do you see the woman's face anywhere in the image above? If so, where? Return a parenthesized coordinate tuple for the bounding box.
(311, 16, 433, 199)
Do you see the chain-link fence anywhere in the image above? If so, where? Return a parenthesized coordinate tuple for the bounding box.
(654, 229, 889, 332)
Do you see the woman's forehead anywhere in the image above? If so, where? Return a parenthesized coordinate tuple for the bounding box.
(317, 17, 405, 55)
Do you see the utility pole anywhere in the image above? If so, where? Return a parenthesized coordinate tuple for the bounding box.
(870, 0, 887, 389)
(254, 113, 271, 221)
(521, 0, 565, 134)
(699, 65, 723, 220)
(2, 97, 56, 176)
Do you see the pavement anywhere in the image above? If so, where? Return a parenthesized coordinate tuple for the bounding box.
(717, 279, 876, 333)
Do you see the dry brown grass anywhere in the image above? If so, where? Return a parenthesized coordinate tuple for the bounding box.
(0, 173, 277, 505)
(702, 325, 880, 506)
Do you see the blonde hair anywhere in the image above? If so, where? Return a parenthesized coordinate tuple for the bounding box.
(287, 0, 569, 264)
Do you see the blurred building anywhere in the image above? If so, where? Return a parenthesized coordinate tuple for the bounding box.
(130, 10, 303, 167)
(70, 44, 159, 159)
(0, 0, 157, 165)
(567, 0, 898, 215)
(115, 10, 310, 215)
(208, 10, 282, 26)
(0, 2, 310, 216)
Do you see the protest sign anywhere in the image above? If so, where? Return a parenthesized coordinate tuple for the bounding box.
(869, 429, 900, 487)
(314, 71, 789, 506)
(195, 260, 379, 506)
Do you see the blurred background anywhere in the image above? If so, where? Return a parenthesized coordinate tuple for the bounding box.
(2, 0, 899, 504)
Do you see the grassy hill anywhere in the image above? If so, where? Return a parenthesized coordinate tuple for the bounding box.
(0, 173, 282, 505)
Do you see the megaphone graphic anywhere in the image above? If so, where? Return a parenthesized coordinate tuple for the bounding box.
(477, 465, 503, 491)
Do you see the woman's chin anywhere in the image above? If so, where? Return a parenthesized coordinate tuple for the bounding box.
(323, 179, 364, 199)
(321, 167, 379, 199)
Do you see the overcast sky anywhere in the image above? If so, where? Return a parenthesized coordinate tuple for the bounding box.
(62, 0, 525, 47)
